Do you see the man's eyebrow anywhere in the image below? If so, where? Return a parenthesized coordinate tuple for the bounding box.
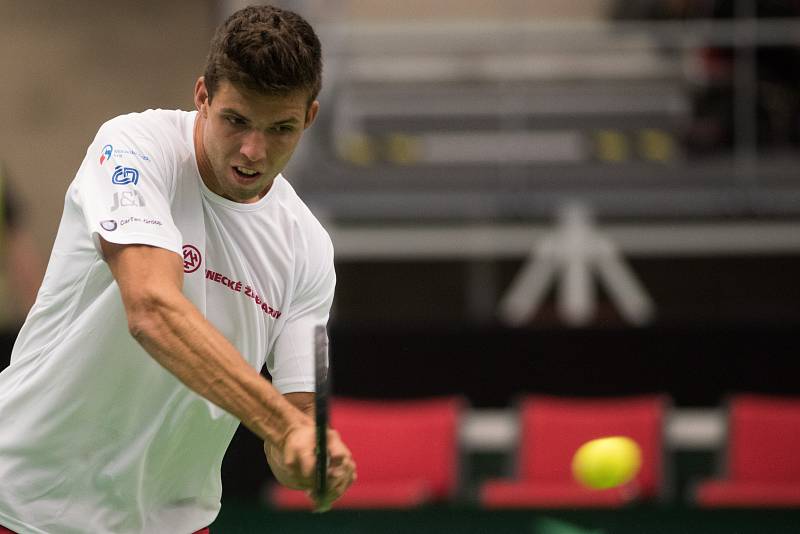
(220, 108, 248, 119)
(273, 117, 300, 125)
(220, 108, 300, 124)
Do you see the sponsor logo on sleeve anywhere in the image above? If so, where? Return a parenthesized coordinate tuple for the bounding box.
(112, 165, 140, 186)
(100, 219, 118, 231)
(110, 190, 146, 212)
(118, 216, 162, 228)
(100, 144, 113, 165)
(182, 244, 202, 274)
(100, 145, 151, 166)
(113, 148, 151, 162)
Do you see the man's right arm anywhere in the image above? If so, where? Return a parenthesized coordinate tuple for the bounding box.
(101, 239, 323, 486)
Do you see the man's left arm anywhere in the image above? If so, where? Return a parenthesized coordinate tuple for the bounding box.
(264, 232, 355, 510)
(285, 392, 314, 416)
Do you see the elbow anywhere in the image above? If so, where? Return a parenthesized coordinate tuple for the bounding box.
(124, 288, 171, 342)
(127, 313, 151, 343)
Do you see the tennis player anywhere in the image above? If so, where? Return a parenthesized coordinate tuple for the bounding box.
(0, 5, 355, 533)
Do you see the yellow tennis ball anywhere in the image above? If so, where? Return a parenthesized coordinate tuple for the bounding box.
(572, 436, 642, 489)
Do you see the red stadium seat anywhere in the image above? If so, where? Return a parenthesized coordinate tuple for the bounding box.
(271, 396, 464, 509)
(695, 394, 800, 507)
(480, 394, 668, 508)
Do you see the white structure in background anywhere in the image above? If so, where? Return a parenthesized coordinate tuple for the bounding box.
(462, 407, 727, 452)
(499, 203, 655, 327)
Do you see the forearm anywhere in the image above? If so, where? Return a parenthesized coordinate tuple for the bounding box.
(101, 240, 310, 446)
(131, 292, 308, 445)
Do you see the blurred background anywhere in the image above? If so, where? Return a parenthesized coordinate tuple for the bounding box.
(2, 0, 800, 532)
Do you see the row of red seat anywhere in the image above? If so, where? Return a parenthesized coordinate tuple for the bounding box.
(271, 394, 800, 509)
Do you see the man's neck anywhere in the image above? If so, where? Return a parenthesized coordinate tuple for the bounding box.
(193, 113, 216, 190)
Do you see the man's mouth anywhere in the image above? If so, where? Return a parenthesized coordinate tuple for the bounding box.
(233, 166, 261, 179)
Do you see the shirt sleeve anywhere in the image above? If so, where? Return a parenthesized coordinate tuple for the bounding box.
(73, 116, 183, 257)
(268, 230, 336, 394)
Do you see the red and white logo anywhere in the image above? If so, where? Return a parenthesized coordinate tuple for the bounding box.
(182, 244, 202, 274)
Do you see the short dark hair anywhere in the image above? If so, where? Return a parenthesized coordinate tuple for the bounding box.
(203, 5, 322, 103)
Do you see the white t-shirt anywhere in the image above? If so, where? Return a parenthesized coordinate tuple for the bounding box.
(0, 109, 335, 534)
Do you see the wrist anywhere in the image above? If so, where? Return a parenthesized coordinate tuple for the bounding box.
(262, 402, 312, 448)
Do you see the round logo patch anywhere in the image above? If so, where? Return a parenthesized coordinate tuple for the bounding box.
(182, 244, 202, 274)
(100, 219, 117, 232)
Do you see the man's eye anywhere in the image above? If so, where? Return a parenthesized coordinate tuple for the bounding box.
(271, 125, 294, 133)
(226, 116, 246, 126)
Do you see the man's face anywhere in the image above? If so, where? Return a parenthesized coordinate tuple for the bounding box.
(194, 78, 319, 203)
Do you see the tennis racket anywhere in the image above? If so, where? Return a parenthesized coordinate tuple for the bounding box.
(312, 324, 329, 505)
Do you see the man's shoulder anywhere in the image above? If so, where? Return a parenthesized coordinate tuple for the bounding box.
(98, 109, 193, 141)
(274, 176, 331, 246)
(93, 109, 195, 168)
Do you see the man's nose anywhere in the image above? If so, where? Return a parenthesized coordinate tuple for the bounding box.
(240, 130, 267, 162)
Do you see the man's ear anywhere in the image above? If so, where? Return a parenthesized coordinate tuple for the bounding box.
(194, 77, 210, 117)
(304, 100, 320, 129)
